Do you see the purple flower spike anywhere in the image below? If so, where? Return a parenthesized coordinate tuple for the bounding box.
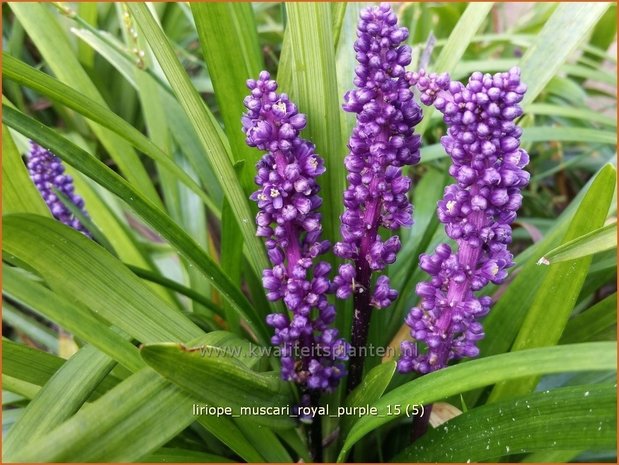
(27, 141, 90, 236)
(243, 71, 348, 393)
(334, 3, 422, 391)
(398, 67, 530, 375)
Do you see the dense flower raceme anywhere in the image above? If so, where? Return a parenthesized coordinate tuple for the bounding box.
(398, 67, 530, 374)
(243, 71, 348, 392)
(27, 141, 91, 236)
(332, 2, 423, 311)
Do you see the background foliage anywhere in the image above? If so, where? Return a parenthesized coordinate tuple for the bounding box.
(2, 2, 617, 463)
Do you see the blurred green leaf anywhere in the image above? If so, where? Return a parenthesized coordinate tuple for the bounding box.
(2, 303, 58, 352)
(394, 385, 617, 462)
(519, 2, 611, 106)
(561, 293, 617, 344)
(127, 3, 271, 284)
(2, 53, 221, 219)
(417, 2, 494, 135)
(68, 25, 224, 204)
(539, 221, 616, 265)
(525, 103, 616, 127)
(521, 126, 616, 145)
(10, 2, 162, 207)
(338, 342, 616, 461)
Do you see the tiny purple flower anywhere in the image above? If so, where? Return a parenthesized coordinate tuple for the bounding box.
(333, 3, 423, 312)
(26, 141, 90, 236)
(398, 67, 530, 374)
(243, 71, 348, 393)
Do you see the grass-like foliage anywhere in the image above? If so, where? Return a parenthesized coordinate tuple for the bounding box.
(2, 2, 617, 463)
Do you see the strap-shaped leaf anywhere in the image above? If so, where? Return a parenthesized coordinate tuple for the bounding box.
(0, 113, 267, 343)
(4, 346, 116, 458)
(561, 293, 617, 344)
(140, 342, 294, 429)
(338, 342, 616, 461)
(2, 53, 221, 219)
(341, 361, 396, 437)
(539, 221, 617, 265)
(191, 2, 263, 196)
(519, 2, 611, 106)
(282, 2, 345, 247)
(394, 384, 616, 462)
(489, 164, 615, 401)
(2, 124, 49, 216)
(126, 3, 270, 282)
(9, 2, 161, 207)
(3, 265, 144, 372)
(8, 332, 287, 462)
(3, 214, 204, 343)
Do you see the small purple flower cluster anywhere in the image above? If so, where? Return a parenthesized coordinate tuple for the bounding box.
(27, 141, 90, 236)
(398, 68, 529, 374)
(243, 71, 348, 392)
(332, 2, 423, 311)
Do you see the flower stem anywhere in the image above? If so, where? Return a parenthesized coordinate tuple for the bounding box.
(309, 392, 323, 462)
(412, 403, 433, 441)
(346, 259, 372, 394)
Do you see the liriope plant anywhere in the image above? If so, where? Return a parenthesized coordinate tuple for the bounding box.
(2, 2, 617, 463)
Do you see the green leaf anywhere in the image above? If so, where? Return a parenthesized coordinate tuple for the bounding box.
(3, 265, 144, 372)
(1, 111, 267, 343)
(191, 2, 264, 196)
(521, 126, 617, 145)
(126, 3, 270, 283)
(8, 368, 199, 463)
(2, 53, 221, 219)
(337, 342, 616, 461)
(519, 2, 611, 106)
(221, 194, 243, 334)
(139, 448, 233, 463)
(3, 214, 204, 344)
(341, 361, 396, 437)
(489, 164, 615, 402)
(465, 164, 618, 407)
(416, 2, 494, 135)
(68, 25, 224, 204)
(539, 221, 616, 265)
(561, 293, 617, 344)
(127, 265, 222, 317)
(282, 3, 345, 247)
(2, 340, 64, 389)
(525, 103, 617, 127)
(9, 2, 162, 207)
(394, 385, 616, 462)
(140, 342, 294, 429)
(1, 125, 49, 216)
(2, 302, 58, 352)
(4, 346, 116, 459)
(9, 333, 274, 462)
